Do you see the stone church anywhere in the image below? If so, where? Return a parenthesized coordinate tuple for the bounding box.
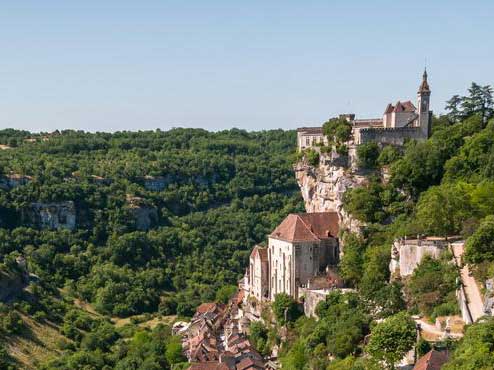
(297, 69, 432, 150)
(246, 212, 340, 302)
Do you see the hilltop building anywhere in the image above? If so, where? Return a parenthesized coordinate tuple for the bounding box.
(297, 70, 432, 150)
(246, 212, 340, 303)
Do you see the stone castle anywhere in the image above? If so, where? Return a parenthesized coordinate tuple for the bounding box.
(297, 70, 432, 150)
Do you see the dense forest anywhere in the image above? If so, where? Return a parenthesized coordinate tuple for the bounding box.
(1, 83, 494, 369)
(0, 128, 303, 369)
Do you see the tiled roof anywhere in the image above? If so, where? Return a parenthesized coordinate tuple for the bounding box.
(413, 350, 449, 370)
(269, 212, 339, 242)
(188, 362, 230, 370)
(236, 357, 265, 370)
(383, 100, 416, 114)
(297, 127, 324, 134)
(250, 245, 268, 262)
(195, 302, 224, 314)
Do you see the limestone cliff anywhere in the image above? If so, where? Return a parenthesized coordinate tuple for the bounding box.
(294, 150, 366, 234)
(29, 201, 77, 230)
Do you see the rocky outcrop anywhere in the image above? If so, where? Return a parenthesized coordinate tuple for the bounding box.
(294, 150, 366, 234)
(0, 174, 32, 190)
(0, 268, 25, 302)
(30, 201, 76, 230)
(126, 195, 158, 231)
(142, 175, 173, 192)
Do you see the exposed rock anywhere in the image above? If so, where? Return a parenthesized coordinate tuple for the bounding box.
(0, 174, 32, 190)
(30, 201, 76, 230)
(142, 175, 173, 191)
(126, 195, 158, 231)
(483, 279, 494, 317)
(294, 150, 366, 234)
(0, 268, 25, 302)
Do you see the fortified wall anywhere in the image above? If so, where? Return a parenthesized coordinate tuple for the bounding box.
(355, 126, 428, 146)
(389, 237, 460, 278)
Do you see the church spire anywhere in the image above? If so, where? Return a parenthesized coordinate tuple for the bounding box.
(419, 68, 430, 93)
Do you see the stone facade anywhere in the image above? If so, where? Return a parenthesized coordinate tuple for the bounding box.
(297, 70, 432, 152)
(297, 127, 327, 151)
(249, 246, 269, 301)
(245, 212, 340, 303)
(389, 237, 459, 277)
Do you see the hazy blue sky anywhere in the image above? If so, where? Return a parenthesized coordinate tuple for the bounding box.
(1, 1, 493, 132)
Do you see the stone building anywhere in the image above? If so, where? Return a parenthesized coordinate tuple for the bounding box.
(248, 245, 269, 301)
(297, 70, 432, 150)
(268, 212, 339, 300)
(245, 212, 340, 304)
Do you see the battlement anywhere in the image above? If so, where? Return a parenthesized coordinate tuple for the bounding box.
(355, 125, 427, 145)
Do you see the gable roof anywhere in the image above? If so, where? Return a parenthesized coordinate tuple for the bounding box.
(384, 100, 416, 114)
(236, 357, 265, 370)
(250, 245, 268, 262)
(413, 350, 449, 370)
(269, 212, 339, 242)
(296, 127, 324, 134)
(188, 362, 230, 370)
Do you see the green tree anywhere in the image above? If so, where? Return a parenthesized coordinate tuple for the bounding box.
(442, 318, 494, 370)
(378, 145, 401, 166)
(407, 255, 458, 316)
(415, 183, 473, 237)
(366, 312, 416, 369)
(357, 142, 380, 169)
(272, 293, 301, 325)
(165, 336, 186, 365)
(215, 285, 237, 304)
(323, 117, 352, 145)
(465, 215, 494, 264)
(249, 321, 270, 356)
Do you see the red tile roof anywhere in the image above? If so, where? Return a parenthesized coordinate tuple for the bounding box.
(297, 127, 324, 134)
(269, 212, 339, 242)
(250, 245, 268, 262)
(236, 357, 265, 370)
(188, 362, 230, 370)
(195, 302, 225, 315)
(413, 350, 449, 370)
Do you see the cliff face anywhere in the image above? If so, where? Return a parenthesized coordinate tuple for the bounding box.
(294, 151, 366, 234)
(29, 201, 77, 230)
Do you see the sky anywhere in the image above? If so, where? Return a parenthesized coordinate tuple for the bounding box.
(1, 1, 493, 133)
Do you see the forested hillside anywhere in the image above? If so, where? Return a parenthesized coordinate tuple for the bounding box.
(0, 128, 303, 369)
(275, 83, 494, 369)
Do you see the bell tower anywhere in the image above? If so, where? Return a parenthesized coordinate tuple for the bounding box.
(417, 68, 431, 138)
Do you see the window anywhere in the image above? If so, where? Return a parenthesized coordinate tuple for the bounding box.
(306, 137, 310, 146)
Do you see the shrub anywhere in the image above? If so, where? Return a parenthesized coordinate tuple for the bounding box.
(357, 142, 380, 168)
(305, 149, 320, 166)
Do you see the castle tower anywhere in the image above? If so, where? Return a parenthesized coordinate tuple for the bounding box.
(417, 69, 431, 138)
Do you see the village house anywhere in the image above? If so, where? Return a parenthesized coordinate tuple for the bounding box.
(297, 70, 432, 151)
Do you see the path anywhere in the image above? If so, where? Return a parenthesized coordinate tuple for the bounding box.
(414, 319, 463, 341)
(451, 241, 485, 322)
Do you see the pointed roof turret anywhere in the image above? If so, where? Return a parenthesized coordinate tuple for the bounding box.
(419, 68, 430, 93)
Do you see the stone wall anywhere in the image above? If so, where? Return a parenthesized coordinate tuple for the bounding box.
(389, 238, 453, 277)
(355, 126, 426, 146)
